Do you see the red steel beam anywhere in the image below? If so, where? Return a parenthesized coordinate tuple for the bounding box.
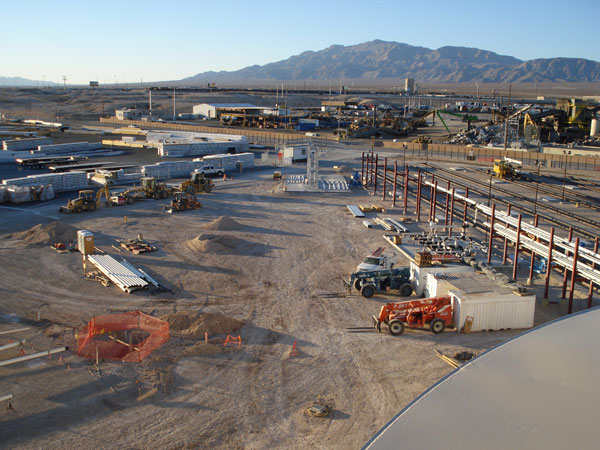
(392, 161, 398, 207)
(449, 187, 455, 237)
(488, 203, 496, 264)
(544, 227, 555, 300)
(561, 227, 573, 299)
(416, 170, 422, 221)
(382, 157, 387, 201)
(374, 154, 379, 194)
(528, 214, 539, 282)
(403, 165, 409, 214)
(463, 188, 469, 224)
(512, 214, 522, 280)
(503, 204, 511, 265)
(588, 237, 599, 308)
(361, 152, 365, 185)
(444, 180, 450, 226)
(568, 237, 580, 314)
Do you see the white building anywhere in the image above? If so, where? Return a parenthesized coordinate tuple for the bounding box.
(115, 108, 142, 120)
(192, 103, 258, 119)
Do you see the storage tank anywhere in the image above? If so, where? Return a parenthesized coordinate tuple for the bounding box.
(77, 230, 94, 255)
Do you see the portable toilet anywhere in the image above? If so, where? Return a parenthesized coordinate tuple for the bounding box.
(77, 230, 94, 255)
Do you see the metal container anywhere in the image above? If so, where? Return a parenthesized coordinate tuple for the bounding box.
(409, 261, 474, 296)
(77, 230, 94, 255)
(451, 290, 535, 332)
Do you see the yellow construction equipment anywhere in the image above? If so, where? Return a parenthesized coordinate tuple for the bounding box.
(59, 185, 112, 213)
(178, 172, 213, 194)
(165, 191, 202, 213)
(492, 159, 521, 180)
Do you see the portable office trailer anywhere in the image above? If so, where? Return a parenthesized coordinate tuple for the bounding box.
(409, 261, 474, 296)
(281, 146, 308, 162)
(451, 289, 535, 332)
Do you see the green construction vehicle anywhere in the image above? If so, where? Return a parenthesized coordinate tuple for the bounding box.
(344, 267, 413, 298)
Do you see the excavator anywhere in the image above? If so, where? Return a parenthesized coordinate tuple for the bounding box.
(434, 110, 480, 137)
(59, 185, 113, 213)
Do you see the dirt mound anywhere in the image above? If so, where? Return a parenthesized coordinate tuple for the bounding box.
(202, 216, 244, 231)
(10, 221, 78, 247)
(184, 233, 267, 256)
(162, 312, 244, 338)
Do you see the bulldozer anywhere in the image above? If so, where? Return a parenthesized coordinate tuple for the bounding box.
(59, 185, 112, 213)
(165, 191, 202, 213)
(178, 172, 213, 194)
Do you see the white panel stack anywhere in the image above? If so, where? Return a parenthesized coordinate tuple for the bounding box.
(2, 171, 88, 192)
(200, 152, 254, 171)
(158, 140, 249, 157)
(2, 137, 52, 151)
(7, 186, 32, 203)
(142, 160, 203, 179)
(37, 142, 102, 155)
(0, 186, 7, 204)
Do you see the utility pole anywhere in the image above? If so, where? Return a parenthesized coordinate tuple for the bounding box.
(62, 75, 67, 91)
(503, 84, 512, 152)
(172, 87, 176, 121)
(149, 89, 152, 115)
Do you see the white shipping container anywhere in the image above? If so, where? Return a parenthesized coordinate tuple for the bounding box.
(410, 261, 474, 296)
(451, 290, 535, 332)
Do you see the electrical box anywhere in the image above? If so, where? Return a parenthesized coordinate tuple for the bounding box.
(77, 230, 94, 255)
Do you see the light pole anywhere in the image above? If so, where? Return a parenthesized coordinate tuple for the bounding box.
(487, 163, 493, 206)
(561, 150, 571, 202)
(533, 160, 543, 216)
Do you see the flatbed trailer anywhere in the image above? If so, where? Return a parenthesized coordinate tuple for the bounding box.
(16, 155, 85, 169)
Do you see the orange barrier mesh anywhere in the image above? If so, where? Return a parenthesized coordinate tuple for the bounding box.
(77, 311, 169, 362)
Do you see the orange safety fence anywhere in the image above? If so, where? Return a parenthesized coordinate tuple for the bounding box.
(77, 311, 169, 362)
(223, 335, 242, 347)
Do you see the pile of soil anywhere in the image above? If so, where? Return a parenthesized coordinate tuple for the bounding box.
(162, 312, 244, 338)
(202, 216, 244, 231)
(184, 233, 266, 255)
(10, 221, 78, 247)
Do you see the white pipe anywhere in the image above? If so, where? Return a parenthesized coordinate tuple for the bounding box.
(0, 347, 67, 367)
(0, 394, 13, 402)
(0, 340, 26, 351)
(0, 327, 30, 335)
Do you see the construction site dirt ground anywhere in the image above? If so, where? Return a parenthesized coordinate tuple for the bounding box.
(0, 162, 582, 449)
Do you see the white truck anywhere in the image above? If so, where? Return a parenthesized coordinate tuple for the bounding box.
(356, 247, 397, 272)
(194, 165, 223, 177)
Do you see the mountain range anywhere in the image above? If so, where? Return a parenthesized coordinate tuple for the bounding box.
(184, 40, 600, 83)
(0, 76, 58, 87)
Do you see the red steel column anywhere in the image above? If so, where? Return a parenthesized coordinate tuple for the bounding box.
(361, 152, 365, 185)
(449, 187, 455, 236)
(512, 214, 522, 280)
(463, 188, 469, 224)
(588, 237, 599, 308)
(568, 237, 580, 314)
(382, 157, 387, 201)
(403, 165, 409, 214)
(561, 227, 573, 298)
(544, 227, 555, 299)
(487, 203, 496, 264)
(416, 170, 422, 221)
(392, 161, 398, 207)
(444, 181, 450, 226)
(374, 154, 378, 195)
(433, 181, 438, 223)
(528, 214, 539, 283)
(503, 204, 511, 264)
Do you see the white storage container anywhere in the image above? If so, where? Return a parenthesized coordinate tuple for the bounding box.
(451, 289, 535, 332)
(410, 261, 474, 296)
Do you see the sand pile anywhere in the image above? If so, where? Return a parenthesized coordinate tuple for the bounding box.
(202, 216, 245, 231)
(10, 221, 78, 247)
(184, 233, 266, 255)
(162, 312, 244, 338)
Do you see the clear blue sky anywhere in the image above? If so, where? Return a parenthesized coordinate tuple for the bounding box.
(2, 0, 599, 84)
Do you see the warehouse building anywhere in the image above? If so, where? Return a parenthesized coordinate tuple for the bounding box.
(192, 103, 260, 119)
